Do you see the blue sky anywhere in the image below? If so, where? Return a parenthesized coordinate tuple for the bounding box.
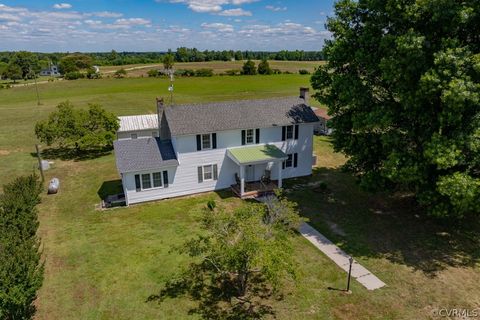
(0, 0, 334, 52)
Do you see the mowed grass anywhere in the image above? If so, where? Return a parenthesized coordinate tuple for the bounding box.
(0, 74, 319, 183)
(100, 60, 324, 76)
(0, 74, 479, 319)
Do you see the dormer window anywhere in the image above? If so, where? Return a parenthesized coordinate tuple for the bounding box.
(286, 125, 294, 139)
(246, 129, 255, 144)
(196, 133, 217, 151)
(202, 134, 211, 149)
(131, 133, 138, 139)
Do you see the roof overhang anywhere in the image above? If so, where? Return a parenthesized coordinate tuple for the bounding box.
(227, 144, 288, 166)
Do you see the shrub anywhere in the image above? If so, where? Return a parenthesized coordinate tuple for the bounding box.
(194, 68, 214, 77)
(257, 59, 273, 75)
(114, 69, 127, 78)
(174, 69, 195, 77)
(299, 69, 310, 75)
(283, 71, 293, 74)
(224, 69, 241, 76)
(147, 69, 160, 77)
(242, 59, 257, 75)
(272, 69, 282, 74)
(64, 71, 85, 80)
(207, 200, 216, 211)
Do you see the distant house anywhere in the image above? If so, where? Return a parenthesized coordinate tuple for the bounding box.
(40, 64, 61, 77)
(112, 87, 320, 205)
(313, 108, 332, 135)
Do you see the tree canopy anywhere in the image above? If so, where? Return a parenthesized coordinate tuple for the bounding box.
(257, 59, 273, 75)
(153, 195, 302, 318)
(34, 101, 119, 152)
(311, 0, 480, 219)
(58, 53, 93, 73)
(0, 174, 43, 319)
(242, 59, 257, 75)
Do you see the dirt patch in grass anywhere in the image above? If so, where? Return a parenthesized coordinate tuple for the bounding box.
(0, 149, 11, 156)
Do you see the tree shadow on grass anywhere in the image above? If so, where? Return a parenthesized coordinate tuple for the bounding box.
(285, 167, 480, 277)
(97, 179, 123, 200)
(147, 272, 275, 320)
(30, 147, 112, 162)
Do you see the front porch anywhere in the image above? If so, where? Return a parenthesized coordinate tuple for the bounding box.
(231, 180, 278, 199)
(226, 144, 287, 199)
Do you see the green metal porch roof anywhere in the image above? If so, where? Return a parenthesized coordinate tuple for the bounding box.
(227, 144, 287, 165)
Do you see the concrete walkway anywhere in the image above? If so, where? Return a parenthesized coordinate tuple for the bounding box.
(299, 222, 386, 291)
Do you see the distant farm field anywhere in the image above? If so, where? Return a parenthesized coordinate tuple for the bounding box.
(100, 60, 324, 76)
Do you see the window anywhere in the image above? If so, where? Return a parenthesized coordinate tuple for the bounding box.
(152, 172, 163, 188)
(135, 171, 168, 191)
(285, 154, 293, 168)
(141, 173, 151, 189)
(286, 125, 294, 139)
(203, 165, 213, 180)
(131, 133, 138, 139)
(246, 129, 254, 144)
(202, 134, 211, 149)
(283, 153, 298, 169)
(198, 164, 218, 183)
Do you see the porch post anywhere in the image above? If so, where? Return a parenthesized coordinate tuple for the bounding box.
(277, 161, 283, 189)
(240, 165, 245, 196)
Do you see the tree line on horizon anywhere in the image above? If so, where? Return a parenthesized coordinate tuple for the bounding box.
(0, 48, 324, 68)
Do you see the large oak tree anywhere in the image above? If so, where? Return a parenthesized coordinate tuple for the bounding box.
(312, 0, 480, 218)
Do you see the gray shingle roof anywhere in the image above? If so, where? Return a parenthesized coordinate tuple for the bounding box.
(113, 138, 178, 173)
(164, 97, 319, 136)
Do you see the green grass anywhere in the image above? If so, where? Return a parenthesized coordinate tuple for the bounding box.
(0, 74, 319, 182)
(0, 74, 479, 319)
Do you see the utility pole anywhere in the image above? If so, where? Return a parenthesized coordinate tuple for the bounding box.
(168, 69, 174, 106)
(35, 144, 45, 182)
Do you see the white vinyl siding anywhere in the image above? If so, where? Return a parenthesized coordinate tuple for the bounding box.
(123, 124, 315, 205)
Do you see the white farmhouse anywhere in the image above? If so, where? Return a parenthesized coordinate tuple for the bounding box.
(113, 88, 319, 205)
(40, 64, 61, 77)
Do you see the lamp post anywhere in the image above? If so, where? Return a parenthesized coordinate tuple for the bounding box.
(346, 256, 353, 293)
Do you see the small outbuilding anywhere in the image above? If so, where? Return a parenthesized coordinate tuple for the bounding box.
(313, 108, 332, 135)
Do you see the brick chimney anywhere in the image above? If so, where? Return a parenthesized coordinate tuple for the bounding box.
(156, 97, 164, 135)
(299, 87, 310, 103)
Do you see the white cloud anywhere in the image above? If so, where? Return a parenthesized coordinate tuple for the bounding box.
(265, 5, 287, 12)
(90, 11, 123, 18)
(166, 0, 259, 14)
(0, 2, 329, 52)
(115, 18, 151, 26)
(218, 8, 251, 16)
(0, 12, 21, 21)
(53, 3, 72, 9)
(201, 22, 234, 32)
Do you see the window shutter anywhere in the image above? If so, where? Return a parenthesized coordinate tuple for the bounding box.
(135, 174, 141, 191)
(282, 161, 285, 169)
(212, 133, 217, 149)
(294, 153, 298, 168)
(241, 130, 246, 145)
(196, 135, 201, 151)
(197, 166, 203, 183)
(163, 171, 169, 187)
(255, 128, 260, 144)
(213, 164, 218, 180)
(282, 126, 286, 141)
(294, 125, 299, 140)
